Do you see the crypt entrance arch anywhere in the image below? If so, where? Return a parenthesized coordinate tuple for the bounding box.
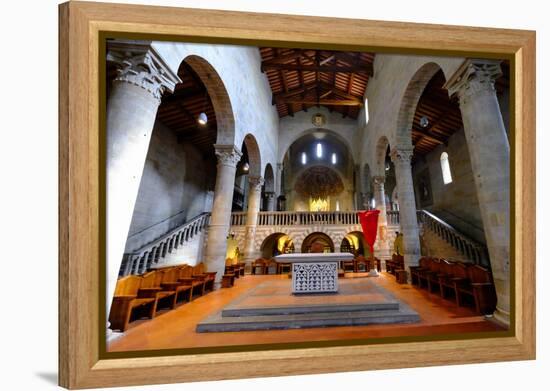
(259, 232, 295, 259)
(301, 232, 335, 253)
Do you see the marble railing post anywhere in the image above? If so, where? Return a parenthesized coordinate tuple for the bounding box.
(445, 59, 510, 326)
(243, 176, 264, 267)
(105, 41, 179, 330)
(203, 145, 243, 284)
(390, 147, 421, 281)
(372, 176, 391, 268)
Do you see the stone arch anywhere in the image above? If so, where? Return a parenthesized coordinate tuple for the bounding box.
(301, 232, 335, 253)
(183, 55, 236, 146)
(259, 232, 294, 258)
(253, 227, 296, 251)
(242, 133, 262, 178)
(263, 163, 275, 193)
(374, 136, 391, 177)
(395, 62, 443, 148)
(293, 225, 345, 253)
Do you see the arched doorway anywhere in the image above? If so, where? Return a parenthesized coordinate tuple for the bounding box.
(301, 232, 334, 253)
(260, 233, 294, 259)
(340, 231, 369, 257)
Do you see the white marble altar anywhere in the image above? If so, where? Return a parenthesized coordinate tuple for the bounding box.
(274, 252, 354, 294)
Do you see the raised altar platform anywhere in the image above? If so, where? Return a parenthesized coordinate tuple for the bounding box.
(196, 278, 420, 332)
(274, 252, 354, 294)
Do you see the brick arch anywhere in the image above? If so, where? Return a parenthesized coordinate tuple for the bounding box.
(395, 62, 442, 149)
(183, 55, 236, 146)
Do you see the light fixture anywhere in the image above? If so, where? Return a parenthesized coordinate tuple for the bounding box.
(301, 152, 307, 165)
(197, 112, 208, 126)
(243, 162, 249, 172)
(331, 153, 337, 165)
(420, 116, 429, 128)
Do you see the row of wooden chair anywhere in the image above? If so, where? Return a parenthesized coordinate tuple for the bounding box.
(342, 255, 382, 273)
(251, 258, 291, 274)
(410, 257, 497, 315)
(109, 263, 217, 332)
(386, 254, 404, 274)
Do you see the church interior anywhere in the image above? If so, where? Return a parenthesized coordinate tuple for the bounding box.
(105, 39, 510, 352)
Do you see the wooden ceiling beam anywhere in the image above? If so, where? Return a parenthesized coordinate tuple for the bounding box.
(411, 129, 446, 144)
(276, 98, 363, 106)
(262, 63, 372, 74)
(276, 48, 294, 117)
(272, 80, 359, 104)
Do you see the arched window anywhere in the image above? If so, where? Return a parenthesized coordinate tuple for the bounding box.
(364, 98, 369, 124)
(316, 143, 323, 158)
(440, 152, 453, 184)
(331, 153, 337, 164)
(301, 152, 307, 165)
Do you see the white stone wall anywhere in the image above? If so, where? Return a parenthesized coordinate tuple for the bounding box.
(152, 41, 279, 174)
(358, 54, 464, 176)
(412, 128, 486, 243)
(124, 121, 209, 252)
(277, 107, 359, 163)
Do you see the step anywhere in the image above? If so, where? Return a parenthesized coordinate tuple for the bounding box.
(196, 308, 420, 333)
(221, 301, 399, 317)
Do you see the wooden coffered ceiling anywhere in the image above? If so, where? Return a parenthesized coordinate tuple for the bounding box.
(412, 61, 510, 156)
(259, 48, 375, 119)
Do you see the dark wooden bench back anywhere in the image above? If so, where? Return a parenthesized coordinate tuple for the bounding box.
(467, 264, 492, 283)
(439, 259, 454, 275)
(140, 271, 158, 289)
(419, 257, 431, 269)
(451, 262, 469, 279)
(178, 265, 193, 279)
(160, 267, 179, 283)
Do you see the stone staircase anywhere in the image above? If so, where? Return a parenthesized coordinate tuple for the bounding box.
(119, 212, 211, 276)
(420, 228, 469, 262)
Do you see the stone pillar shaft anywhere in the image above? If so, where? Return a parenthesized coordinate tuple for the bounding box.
(243, 176, 264, 265)
(391, 148, 421, 280)
(105, 41, 179, 324)
(204, 145, 242, 283)
(372, 176, 390, 265)
(276, 163, 283, 198)
(265, 192, 276, 211)
(445, 59, 510, 325)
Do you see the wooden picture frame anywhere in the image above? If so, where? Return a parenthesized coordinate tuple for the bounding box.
(59, 1, 536, 389)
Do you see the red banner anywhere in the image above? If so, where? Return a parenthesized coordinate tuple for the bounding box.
(357, 210, 380, 254)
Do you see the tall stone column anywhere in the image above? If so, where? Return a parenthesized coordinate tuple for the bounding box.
(204, 145, 243, 284)
(105, 41, 179, 324)
(265, 191, 276, 211)
(372, 176, 391, 267)
(390, 147, 421, 281)
(445, 59, 510, 325)
(243, 176, 265, 266)
(276, 163, 283, 198)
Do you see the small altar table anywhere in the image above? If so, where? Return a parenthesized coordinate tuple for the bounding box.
(274, 252, 354, 294)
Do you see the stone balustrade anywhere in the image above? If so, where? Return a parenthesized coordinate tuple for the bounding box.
(417, 210, 489, 267)
(119, 212, 211, 276)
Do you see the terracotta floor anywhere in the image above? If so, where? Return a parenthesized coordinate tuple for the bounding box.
(108, 272, 506, 352)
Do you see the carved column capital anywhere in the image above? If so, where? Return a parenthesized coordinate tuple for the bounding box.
(390, 147, 414, 165)
(444, 59, 502, 106)
(248, 176, 265, 192)
(214, 144, 243, 168)
(372, 175, 386, 186)
(107, 40, 181, 102)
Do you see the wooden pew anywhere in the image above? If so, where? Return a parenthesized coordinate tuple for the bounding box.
(108, 275, 157, 332)
(177, 265, 206, 297)
(159, 267, 194, 303)
(354, 255, 369, 273)
(138, 271, 177, 313)
(455, 264, 497, 314)
(410, 257, 432, 286)
(192, 263, 217, 292)
(386, 254, 404, 274)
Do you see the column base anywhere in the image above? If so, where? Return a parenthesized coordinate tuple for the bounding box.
(488, 307, 511, 328)
(368, 269, 380, 277)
